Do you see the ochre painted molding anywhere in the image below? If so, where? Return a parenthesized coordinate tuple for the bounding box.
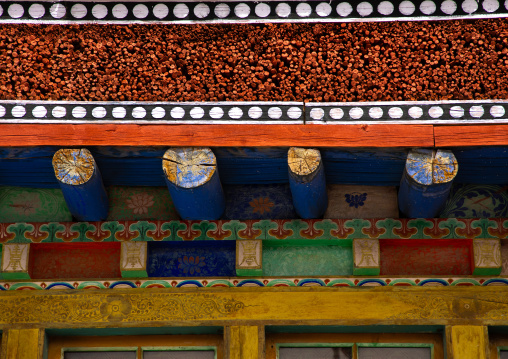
(1, 328, 45, 359)
(0, 124, 434, 147)
(1, 287, 508, 328)
(446, 326, 489, 359)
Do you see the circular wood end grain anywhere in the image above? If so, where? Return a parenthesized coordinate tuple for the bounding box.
(52, 148, 95, 185)
(162, 147, 216, 188)
(288, 147, 321, 176)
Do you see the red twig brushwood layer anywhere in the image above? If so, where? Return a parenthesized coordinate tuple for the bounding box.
(1, 20, 507, 102)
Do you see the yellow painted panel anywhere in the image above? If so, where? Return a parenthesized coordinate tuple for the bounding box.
(2, 329, 43, 359)
(447, 326, 488, 359)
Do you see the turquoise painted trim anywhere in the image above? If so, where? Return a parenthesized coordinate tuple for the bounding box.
(450, 278, 481, 286)
(276, 343, 353, 359)
(388, 279, 417, 286)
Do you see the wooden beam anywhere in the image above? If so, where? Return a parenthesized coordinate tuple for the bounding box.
(435, 124, 508, 147)
(446, 326, 489, 359)
(1, 287, 508, 328)
(398, 148, 458, 218)
(162, 147, 225, 220)
(225, 326, 264, 359)
(0, 124, 434, 147)
(1, 328, 45, 359)
(288, 147, 328, 219)
(52, 149, 109, 221)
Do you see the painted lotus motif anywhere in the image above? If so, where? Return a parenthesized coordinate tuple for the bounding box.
(345, 192, 367, 208)
(178, 256, 206, 275)
(126, 193, 155, 215)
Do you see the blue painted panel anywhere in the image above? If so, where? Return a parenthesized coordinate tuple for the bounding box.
(223, 184, 297, 220)
(93, 147, 167, 187)
(321, 148, 407, 186)
(214, 147, 289, 184)
(453, 146, 508, 185)
(4, 146, 508, 188)
(147, 241, 236, 277)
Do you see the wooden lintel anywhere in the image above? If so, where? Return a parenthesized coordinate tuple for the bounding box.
(1, 287, 508, 328)
(435, 124, 508, 147)
(0, 124, 434, 147)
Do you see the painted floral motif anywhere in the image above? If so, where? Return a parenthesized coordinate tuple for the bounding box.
(344, 192, 367, 208)
(249, 197, 274, 214)
(99, 296, 132, 322)
(126, 193, 155, 214)
(10, 192, 42, 216)
(178, 256, 206, 275)
(440, 184, 508, 218)
(223, 184, 296, 220)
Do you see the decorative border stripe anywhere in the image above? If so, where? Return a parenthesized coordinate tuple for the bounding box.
(1, 100, 508, 125)
(0, 101, 304, 125)
(0, 276, 506, 290)
(1, 218, 507, 242)
(306, 100, 508, 124)
(0, 1, 507, 24)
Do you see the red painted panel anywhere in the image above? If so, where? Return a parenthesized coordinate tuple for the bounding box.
(380, 239, 473, 276)
(30, 243, 121, 279)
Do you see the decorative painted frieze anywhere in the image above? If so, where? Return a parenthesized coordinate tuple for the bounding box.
(0, 101, 303, 125)
(1, 243, 30, 279)
(1, 276, 508, 291)
(236, 240, 262, 276)
(120, 242, 148, 278)
(353, 239, 380, 275)
(0, 1, 506, 24)
(1, 100, 508, 125)
(473, 238, 502, 275)
(1, 218, 508, 243)
(306, 101, 508, 124)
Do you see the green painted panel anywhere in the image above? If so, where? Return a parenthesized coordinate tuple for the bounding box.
(107, 186, 179, 221)
(263, 245, 353, 276)
(0, 187, 71, 222)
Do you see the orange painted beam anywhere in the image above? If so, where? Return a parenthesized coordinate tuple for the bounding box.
(435, 125, 508, 147)
(0, 124, 434, 147)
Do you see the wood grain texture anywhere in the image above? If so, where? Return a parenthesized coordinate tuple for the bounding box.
(0, 124, 434, 147)
(225, 326, 261, 359)
(435, 125, 508, 147)
(1, 328, 44, 359)
(446, 326, 489, 359)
